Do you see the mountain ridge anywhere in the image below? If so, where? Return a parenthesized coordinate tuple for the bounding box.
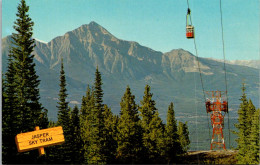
(3, 21, 258, 73)
(2, 22, 258, 108)
(2, 21, 259, 150)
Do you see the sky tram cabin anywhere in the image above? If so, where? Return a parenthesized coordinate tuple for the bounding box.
(186, 8, 194, 39)
(186, 25, 194, 38)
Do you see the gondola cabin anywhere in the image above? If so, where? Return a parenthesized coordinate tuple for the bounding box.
(186, 25, 194, 38)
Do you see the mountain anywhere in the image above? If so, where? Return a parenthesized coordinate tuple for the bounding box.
(228, 60, 260, 69)
(2, 21, 259, 149)
(208, 58, 260, 69)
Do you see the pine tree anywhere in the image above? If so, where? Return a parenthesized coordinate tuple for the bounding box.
(70, 105, 82, 163)
(2, 56, 20, 164)
(164, 102, 181, 163)
(149, 111, 166, 162)
(139, 85, 165, 163)
(81, 85, 93, 117)
(234, 83, 250, 164)
(11, 0, 44, 132)
(247, 99, 256, 127)
(103, 104, 118, 163)
(38, 108, 49, 129)
(56, 58, 72, 163)
(45, 120, 58, 163)
(246, 99, 258, 164)
(80, 85, 95, 163)
(247, 109, 260, 164)
(87, 67, 106, 164)
(2, 0, 47, 163)
(48, 120, 56, 128)
(94, 66, 104, 113)
(117, 86, 143, 163)
(177, 121, 190, 153)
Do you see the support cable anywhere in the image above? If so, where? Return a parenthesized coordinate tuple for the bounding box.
(186, 0, 206, 103)
(187, 0, 211, 144)
(186, 3, 211, 156)
(187, 1, 197, 161)
(219, 0, 231, 149)
(193, 27, 212, 151)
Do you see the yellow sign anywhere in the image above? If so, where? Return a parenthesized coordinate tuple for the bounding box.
(15, 126, 65, 153)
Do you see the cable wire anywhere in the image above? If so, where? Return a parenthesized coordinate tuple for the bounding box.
(193, 33, 212, 151)
(219, 0, 230, 149)
(219, 0, 228, 99)
(187, 0, 211, 145)
(187, 0, 206, 102)
(187, 0, 190, 9)
(187, 1, 199, 162)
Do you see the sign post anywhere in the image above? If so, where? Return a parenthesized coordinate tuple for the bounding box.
(15, 126, 65, 156)
(34, 126, 45, 156)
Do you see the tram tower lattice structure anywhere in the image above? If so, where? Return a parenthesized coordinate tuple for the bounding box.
(205, 91, 228, 150)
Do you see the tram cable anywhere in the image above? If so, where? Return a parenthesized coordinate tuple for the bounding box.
(186, 0, 212, 150)
(219, 0, 231, 149)
(186, 0, 206, 103)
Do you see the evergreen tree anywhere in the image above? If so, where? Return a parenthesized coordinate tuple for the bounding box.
(247, 99, 256, 127)
(103, 104, 118, 163)
(94, 66, 104, 112)
(80, 85, 95, 163)
(165, 102, 181, 163)
(70, 105, 82, 163)
(11, 0, 44, 132)
(2, 0, 47, 163)
(38, 108, 49, 129)
(56, 58, 72, 163)
(177, 121, 190, 153)
(139, 85, 165, 163)
(246, 99, 258, 164)
(2, 56, 20, 164)
(149, 111, 166, 162)
(233, 84, 260, 164)
(48, 120, 56, 128)
(46, 126, 58, 163)
(234, 83, 250, 164)
(117, 86, 143, 163)
(247, 109, 260, 164)
(81, 85, 93, 116)
(87, 67, 106, 164)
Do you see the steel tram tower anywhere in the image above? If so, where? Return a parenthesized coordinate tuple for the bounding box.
(205, 91, 228, 150)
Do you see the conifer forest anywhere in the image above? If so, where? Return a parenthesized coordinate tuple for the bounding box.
(2, 0, 259, 164)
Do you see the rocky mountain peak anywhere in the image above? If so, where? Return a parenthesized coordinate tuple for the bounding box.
(166, 49, 195, 58)
(88, 21, 101, 27)
(66, 21, 118, 47)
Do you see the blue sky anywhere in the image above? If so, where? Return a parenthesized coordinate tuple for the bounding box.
(2, 0, 259, 60)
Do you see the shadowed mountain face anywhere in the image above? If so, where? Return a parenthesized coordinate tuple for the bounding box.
(2, 21, 259, 149)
